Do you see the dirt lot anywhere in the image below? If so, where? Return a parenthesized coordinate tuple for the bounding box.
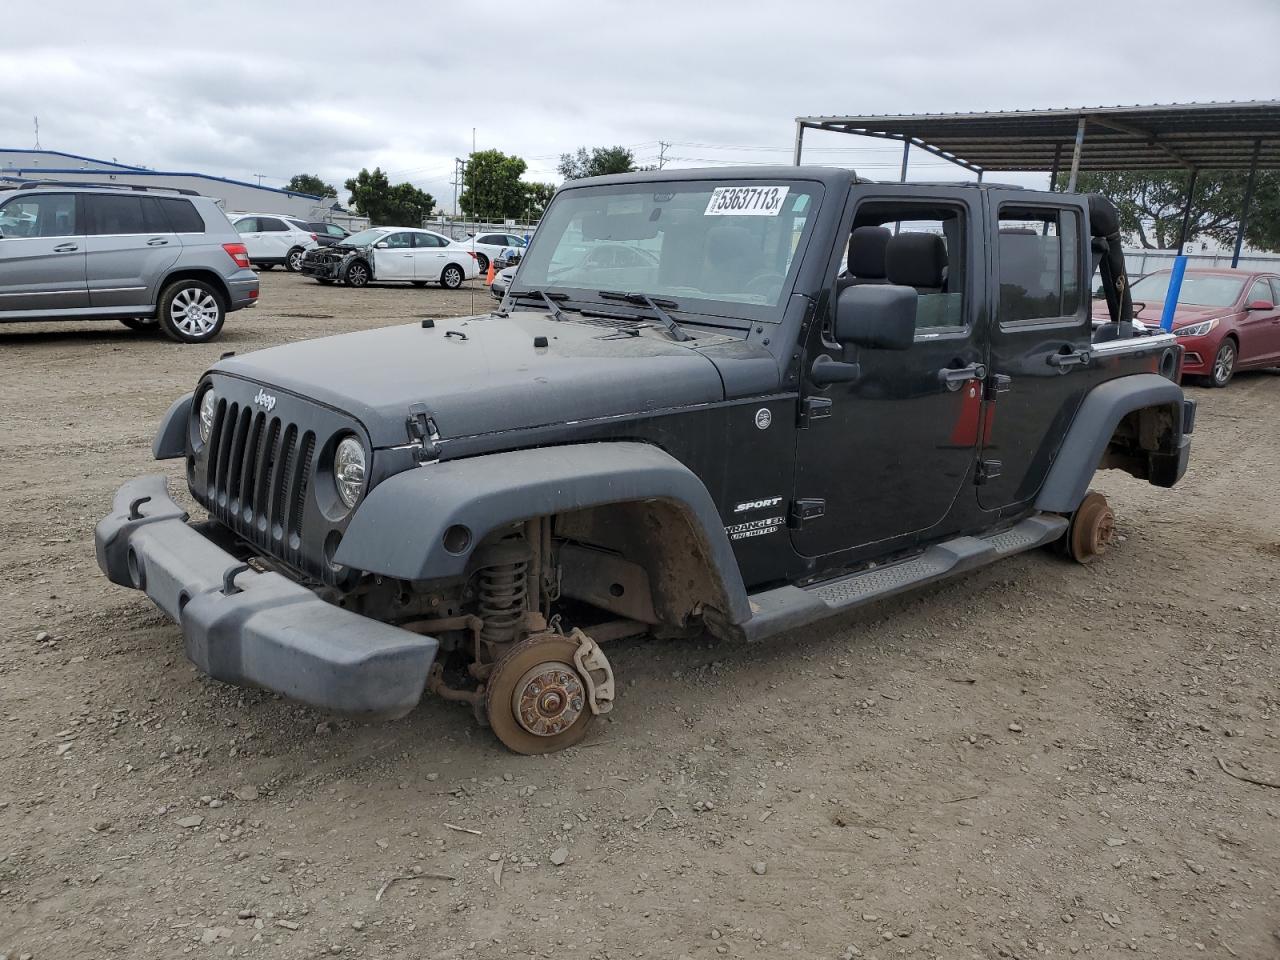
(1, 272, 1277, 960)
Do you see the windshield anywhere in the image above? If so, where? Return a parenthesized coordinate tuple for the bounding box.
(515, 180, 821, 322)
(342, 228, 391, 247)
(1131, 272, 1245, 308)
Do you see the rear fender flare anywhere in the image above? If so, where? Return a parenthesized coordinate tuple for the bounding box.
(333, 442, 750, 624)
(1035, 373, 1185, 513)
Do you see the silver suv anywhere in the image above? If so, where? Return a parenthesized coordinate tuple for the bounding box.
(0, 182, 259, 343)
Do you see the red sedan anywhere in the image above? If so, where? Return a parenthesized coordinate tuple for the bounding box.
(1121, 269, 1280, 387)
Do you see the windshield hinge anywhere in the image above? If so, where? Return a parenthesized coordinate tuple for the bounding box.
(406, 402, 441, 464)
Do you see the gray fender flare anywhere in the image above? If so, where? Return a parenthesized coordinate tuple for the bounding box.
(1035, 373, 1184, 513)
(152, 392, 193, 460)
(334, 441, 750, 623)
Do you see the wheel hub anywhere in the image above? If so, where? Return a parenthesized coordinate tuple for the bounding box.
(511, 662, 586, 737)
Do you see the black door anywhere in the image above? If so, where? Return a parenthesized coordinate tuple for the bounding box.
(977, 191, 1093, 512)
(792, 188, 988, 559)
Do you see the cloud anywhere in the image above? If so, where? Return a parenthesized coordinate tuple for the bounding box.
(2, 0, 1277, 199)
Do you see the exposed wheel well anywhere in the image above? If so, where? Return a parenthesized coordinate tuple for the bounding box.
(1099, 401, 1181, 481)
(549, 500, 734, 637)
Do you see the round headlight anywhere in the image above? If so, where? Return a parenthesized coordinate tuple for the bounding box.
(334, 436, 366, 509)
(198, 390, 217, 444)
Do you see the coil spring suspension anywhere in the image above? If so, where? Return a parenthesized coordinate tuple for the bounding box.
(475, 540, 531, 645)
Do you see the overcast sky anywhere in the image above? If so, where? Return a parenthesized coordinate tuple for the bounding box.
(2, 0, 1278, 206)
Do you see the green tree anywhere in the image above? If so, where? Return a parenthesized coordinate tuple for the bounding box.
(523, 182, 557, 218)
(557, 145, 638, 180)
(286, 173, 337, 198)
(459, 150, 529, 219)
(344, 167, 436, 225)
(1071, 169, 1280, 252)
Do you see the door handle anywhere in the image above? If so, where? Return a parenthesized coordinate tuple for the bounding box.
(53, 242, 79, 253)
(938, 362, 987, 390)
(1046, 348, 1090, 372)
(146, 237, 169, 246)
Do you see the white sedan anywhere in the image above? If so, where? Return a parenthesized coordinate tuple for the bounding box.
(300, 227, 481, 289)
(450, 231, 529, 273)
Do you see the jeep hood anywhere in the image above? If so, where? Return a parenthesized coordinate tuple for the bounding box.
(211, 311, 749, 448)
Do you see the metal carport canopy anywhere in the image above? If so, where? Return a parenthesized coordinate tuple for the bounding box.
(793, 101, 1280, 264)
(793, 101, 1280, 173)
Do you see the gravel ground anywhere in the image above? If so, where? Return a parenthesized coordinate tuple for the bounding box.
(0, 272, 1277, 960)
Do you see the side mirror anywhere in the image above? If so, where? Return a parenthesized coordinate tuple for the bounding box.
(374, 241, 389, 249)
(834, 284, 917, 351)
(1246, 299, 1274, 311)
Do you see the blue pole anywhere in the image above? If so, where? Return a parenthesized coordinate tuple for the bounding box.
(1160, 256, 1187, 332)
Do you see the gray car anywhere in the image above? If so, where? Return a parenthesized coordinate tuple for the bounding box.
(0, 182, 259, 343)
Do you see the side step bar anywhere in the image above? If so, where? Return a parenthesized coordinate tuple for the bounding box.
(741, 514, 1067, 642)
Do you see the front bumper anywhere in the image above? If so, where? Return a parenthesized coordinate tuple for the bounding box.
(300, 257, 343, 280)
(1175, 334, 1214, 375)
(95, 475, 438, 718)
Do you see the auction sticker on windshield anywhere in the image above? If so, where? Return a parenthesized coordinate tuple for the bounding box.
(705, 185, 790, 216)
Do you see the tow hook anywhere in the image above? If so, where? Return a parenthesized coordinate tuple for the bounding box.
(571, 629, 615, 716)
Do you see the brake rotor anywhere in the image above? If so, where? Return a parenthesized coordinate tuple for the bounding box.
(1069, 491, 1115, 564)
(485, 634, 594, 754)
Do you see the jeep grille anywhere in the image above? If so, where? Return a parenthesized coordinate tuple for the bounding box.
(202, 398, 316, 573)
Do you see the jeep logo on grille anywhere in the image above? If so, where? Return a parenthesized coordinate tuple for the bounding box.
(252, 388, 277, 412)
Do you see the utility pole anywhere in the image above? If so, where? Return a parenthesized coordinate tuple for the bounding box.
(33, 116, 40, 150)
(453, 157, 467, 217)
(658, 141, 669, 169)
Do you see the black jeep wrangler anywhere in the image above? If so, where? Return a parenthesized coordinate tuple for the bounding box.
(96, 167, 1194, 754)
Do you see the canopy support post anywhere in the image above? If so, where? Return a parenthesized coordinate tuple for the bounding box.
(1231, 139, 1262, 268)
(1065, 118, 1086, 192)
(1176, 169, 1199, 256)
(793, 121, 806, 166)
(899, 138, 910, 182)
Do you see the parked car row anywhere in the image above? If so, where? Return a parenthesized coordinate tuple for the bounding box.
(299, 226, 481, 289)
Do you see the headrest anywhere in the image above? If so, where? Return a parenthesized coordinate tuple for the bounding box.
(705, 226, 757, 269)
(886, 232, 947, 288)
(847, 225, 891, 277)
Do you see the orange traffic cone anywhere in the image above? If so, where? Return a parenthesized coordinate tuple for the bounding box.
(485, 261, 495, 286)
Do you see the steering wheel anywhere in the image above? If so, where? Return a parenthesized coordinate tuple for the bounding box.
(744, 273, 785, 297)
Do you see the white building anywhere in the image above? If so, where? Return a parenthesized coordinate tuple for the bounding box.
(0, 149, 354, 223)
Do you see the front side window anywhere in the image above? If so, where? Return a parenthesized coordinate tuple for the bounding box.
(381, 232, 412, 249)
(1269, 278, 1280, 304)
(325, 224, 346, 237)
(234, 217, 259, 234)
(1247, 278, 1272, 306)
(842, 200, 968, 333)
(0, 193, 77, 238)
(517, 179, 821, 322)
(997, 206, 1083, 325)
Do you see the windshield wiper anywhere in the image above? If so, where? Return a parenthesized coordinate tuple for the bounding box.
(510, 288, 572, 322)
(596, 291, 693, 342)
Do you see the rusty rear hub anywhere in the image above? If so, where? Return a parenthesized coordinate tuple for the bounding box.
(1068, 491, 1115, 563)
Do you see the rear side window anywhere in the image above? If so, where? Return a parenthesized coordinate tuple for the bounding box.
(258, 217, 288, 232)
(158, 198, 205, 233)
(86, 194, 171, 235)
(0, 193, 77, 237)
(1269, 278, 1280, 304)
(997, 206, 1083, 325)
(413, 232, 446, 248)
(286, 218, 310, 232)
